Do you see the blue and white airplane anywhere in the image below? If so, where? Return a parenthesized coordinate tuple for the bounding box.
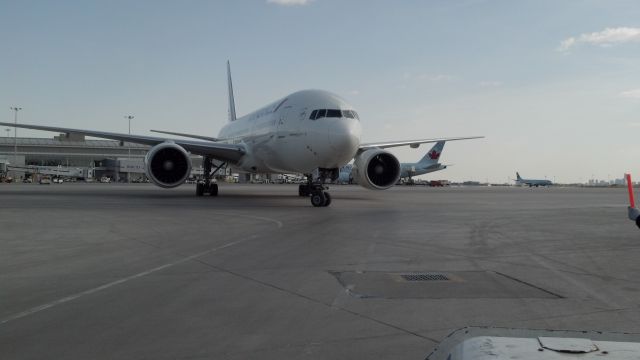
(338, 141, 449, 184)
(515, 172, 553, 187)
(0, 62, 482, 207)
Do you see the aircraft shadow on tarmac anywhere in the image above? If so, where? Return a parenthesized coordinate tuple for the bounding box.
(0, 187, 373, 206)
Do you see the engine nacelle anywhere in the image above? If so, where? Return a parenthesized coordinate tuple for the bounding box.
(353, 149, 401, 190)
(144, 142, 192, 188)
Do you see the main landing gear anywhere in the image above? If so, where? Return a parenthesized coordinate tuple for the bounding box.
(196, 156, 224, 197)
(299, 169, 336, 207)
(196, 182, 218, 196)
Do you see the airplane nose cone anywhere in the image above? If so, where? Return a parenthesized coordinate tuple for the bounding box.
(328, 118, 361, 161)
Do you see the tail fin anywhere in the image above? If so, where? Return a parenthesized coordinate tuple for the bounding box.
(418, 141, 446, 165)
(516, 172, 522, 180)
(227, 60, 237, 122)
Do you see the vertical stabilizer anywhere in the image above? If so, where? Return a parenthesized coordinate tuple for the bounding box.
(418, 141, 446, 165)
(227, 60, 237, 122)
(516, 172, 522, 181)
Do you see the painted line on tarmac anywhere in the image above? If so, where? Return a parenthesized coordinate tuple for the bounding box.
(213, 212, 283, 229)
(0, 238, 249, 326)
(1, 212, 283, 326)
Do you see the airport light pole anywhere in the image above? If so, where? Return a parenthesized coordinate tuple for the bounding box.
(10, 107, 21, 164)
(124, 115, 134, 183)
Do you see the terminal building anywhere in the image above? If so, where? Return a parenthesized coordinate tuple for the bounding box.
(0, 133, 291, 183)
(0, 133, 205, 182)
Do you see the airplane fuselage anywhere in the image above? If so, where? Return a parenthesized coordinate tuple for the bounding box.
(517, 179, 553, 187)
(217, 90, 362, 174)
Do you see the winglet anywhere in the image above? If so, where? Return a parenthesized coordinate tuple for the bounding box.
(227, 60, 237, 122)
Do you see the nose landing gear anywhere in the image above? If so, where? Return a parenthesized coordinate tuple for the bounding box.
(301, 169, 337, 207)
(309, 187, 331, 207)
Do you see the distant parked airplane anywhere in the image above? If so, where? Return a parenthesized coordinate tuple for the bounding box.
(515, 172, 552, 187)
(338, 141, 449, 184)
(399, 141, 448, 181)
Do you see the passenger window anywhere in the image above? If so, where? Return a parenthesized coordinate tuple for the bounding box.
(316, 109, 326, 119)
(309, 110, 317, 120)
(327, 109, 341, 118)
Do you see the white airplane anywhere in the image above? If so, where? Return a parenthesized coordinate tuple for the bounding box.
(0, 62, 482, 207)
(336, 141, 449, 184)
(515, 172, 553, 187)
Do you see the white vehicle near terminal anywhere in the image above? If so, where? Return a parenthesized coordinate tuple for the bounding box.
(0, 63, 481, 207)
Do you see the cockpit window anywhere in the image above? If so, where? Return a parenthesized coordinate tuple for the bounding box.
(309, 109, 359, 120)
(326, 109, 341, 118)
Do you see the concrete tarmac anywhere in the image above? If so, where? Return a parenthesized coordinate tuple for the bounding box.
(1, 183, 640, 359)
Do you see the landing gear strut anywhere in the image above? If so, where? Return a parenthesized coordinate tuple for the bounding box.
(196, 157, 224, 197)
(300, 169, 337, 207)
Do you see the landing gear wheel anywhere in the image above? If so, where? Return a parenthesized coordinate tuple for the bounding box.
(209, 183, 218, 197)
(323, 191, 332, 207)
(635, 216, 640, 229)
(196, 183, 204, 196)
(311, 192, 326, 207)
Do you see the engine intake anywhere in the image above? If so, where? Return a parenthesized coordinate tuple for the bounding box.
(144, 143, 192, 188)
(353, 149, 401, 190)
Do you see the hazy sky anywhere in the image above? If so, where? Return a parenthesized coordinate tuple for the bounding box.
(2, 0, 640, 183)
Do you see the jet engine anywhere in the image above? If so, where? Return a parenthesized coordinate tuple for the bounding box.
(353, 149, 401, 190)
(144, 142, 192, 188)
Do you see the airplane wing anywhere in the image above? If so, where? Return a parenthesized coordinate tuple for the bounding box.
(359, 136, 483, 150)
(0, 122, 245, 162)
(150, 129, 219, 142)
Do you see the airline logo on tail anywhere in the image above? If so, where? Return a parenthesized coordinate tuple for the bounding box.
(418, 141, 446, 165)
(428, 150, 441, 160)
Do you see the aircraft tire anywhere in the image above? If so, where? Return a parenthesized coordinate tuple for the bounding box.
(635, 216, 640, 229)
(311, 192, 326, 207)
(209, 183, 218, 197)
(323, 192, 331, 207)
(196, 183, 204, 196)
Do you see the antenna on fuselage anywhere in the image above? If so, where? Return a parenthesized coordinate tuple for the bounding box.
(227, 60, 237, 122)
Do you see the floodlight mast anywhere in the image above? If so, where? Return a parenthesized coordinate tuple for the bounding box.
(10, 107, 22, 164)
(124, 115, 134, 182)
